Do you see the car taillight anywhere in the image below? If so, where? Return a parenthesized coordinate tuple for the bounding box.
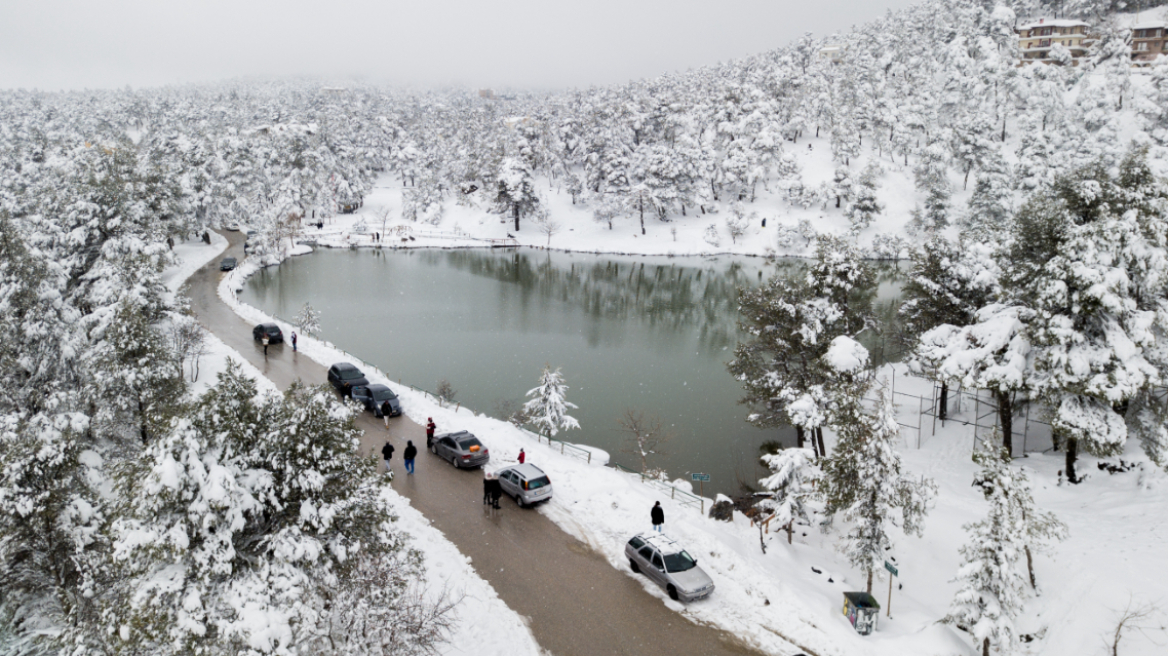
(522, 481, 529, 490)
(461, 454, 471, 459)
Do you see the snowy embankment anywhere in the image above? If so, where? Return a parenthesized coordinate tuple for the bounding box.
(164, 237, 544, 656)
(218, 229, 1168, 656)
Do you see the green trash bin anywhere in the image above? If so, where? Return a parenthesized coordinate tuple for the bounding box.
(842, 591, 880, 635)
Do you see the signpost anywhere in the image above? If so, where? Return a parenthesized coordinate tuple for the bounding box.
(884, 560, 898, 618)
(691, 472, 710, 499)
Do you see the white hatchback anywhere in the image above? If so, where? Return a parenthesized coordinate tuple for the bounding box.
(495, 463, 553, 507)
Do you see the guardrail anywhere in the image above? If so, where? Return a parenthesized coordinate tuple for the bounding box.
(517, 427, 594, 464)
(610, 463, 706, 514)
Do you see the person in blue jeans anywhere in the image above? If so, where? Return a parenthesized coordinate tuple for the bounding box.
(651, 501, 664, 532)
(403, 440, 417, 475)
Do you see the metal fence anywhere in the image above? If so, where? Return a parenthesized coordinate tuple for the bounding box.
(919, 382, 1054, 458)
(610, 463, 707, 514)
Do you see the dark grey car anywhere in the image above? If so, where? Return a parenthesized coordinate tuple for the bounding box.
(219, 256, 237, 271)
(624, 533, 715, 602)
(351, 384, 401, 418)
(327, 362, 369, 397)
(431, 431, 490, 469)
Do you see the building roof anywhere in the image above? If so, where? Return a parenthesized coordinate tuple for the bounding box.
(1133, 21, 1168, 30)
(1019, 19, 1089, 30)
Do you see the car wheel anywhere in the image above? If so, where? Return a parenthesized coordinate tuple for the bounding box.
(451, 456, 460, 469)
(629, 559, 640, 574)
(431, 444, 438, 455)
(515, 493, 525, 508)
(667, 585, 679, 601)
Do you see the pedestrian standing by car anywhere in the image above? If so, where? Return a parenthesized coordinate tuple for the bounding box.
(381, 399, 393, 429)
(262, 333, 270, 357)
(488, 474, 503, 510)
(483, 471, 493, 506)
(518, 448, 526, 464)
(381, 441, 395, 477)
(426, 418, 436, 448)
(291, 331, 298, 352)
(403, 440, 417, 475)
(651, 501, 665, 532)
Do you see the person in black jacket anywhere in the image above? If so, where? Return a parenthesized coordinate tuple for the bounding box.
(487, 475, 503, 510)
(403, 440, 417, 475)
(651, 501, 664, 532)
(381, 441, 394, 478)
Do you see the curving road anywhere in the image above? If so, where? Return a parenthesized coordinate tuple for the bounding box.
(187, 231, 765, 656)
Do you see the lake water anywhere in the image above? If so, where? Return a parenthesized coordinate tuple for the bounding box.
(242, 248, 903, 496)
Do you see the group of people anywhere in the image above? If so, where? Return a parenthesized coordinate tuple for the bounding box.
(260, 331, 297, 358)
(381, 438, 418, 477)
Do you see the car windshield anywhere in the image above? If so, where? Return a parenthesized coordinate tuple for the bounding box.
(526, 476, 550, 490)
(372, 389, 397, 402)
(663, 551, 697, 573)
(458, 438, 483, 451)
(339, 369, 365, 380)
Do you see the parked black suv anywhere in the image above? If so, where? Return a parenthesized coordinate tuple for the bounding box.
(328, 362, 369, 397)
(219, 256, 237, 271)
(352, 384, 402, 417)
(252, 323, 283, 343)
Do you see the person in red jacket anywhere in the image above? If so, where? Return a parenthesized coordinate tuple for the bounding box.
(426, 418, 436, 448)
(518, 448, 526, 464)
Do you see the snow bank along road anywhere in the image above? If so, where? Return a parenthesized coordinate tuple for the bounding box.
(187, 232, 762, 656)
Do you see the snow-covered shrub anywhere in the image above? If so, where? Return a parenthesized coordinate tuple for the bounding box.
(703, 223, 721, 247)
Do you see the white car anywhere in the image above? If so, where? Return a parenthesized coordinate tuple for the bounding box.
(494, 463, 553, 507)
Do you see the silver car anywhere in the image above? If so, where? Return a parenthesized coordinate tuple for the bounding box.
(495, 463, 553, 507)
(431, 431, 490, 469)
(624, 533, 715, 602)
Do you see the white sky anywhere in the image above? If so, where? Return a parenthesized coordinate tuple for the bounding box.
(0, 0, 920, 91)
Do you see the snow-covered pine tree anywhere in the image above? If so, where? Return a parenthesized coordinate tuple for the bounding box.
(495, 155, 539, 232)
(524, 365, 581, 437)
(729, 237, 874, 458)
(821, 389, 936, 593)
(296, 301, 322, 337)
(844, 163, 882, 232)
(944, 442, 1031, 656)
(1004, 149, 1168, 481)
(760, 447, 818, 544)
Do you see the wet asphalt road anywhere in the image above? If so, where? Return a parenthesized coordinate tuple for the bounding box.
(187, 232, 767, 656)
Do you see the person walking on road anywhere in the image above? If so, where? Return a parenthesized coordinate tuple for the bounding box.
(381, 400, 394, 429)
(426, 418, 436, 448)
(262, 333, 270, 357)
(518, 448, 526, 464)
(403, 440, 417, 475)
(291, 331, 298, 352)
(381, 441, 395, 478)
(651, 501, 665, 532)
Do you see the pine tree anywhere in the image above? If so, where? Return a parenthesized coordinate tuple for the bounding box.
(524, 365, 581, 437)
(759, 447, 818, 544)
(821, 389, 936, 593)
(296, 301, 322, 337)
(844, 163, 882, 232)
(945, 443, 1030, 656)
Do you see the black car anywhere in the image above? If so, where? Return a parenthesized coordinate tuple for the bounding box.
(253, 323, 283, 343)
(328, 362, 369, 397)
(219, 257, 237, 271)
(351, 384, 402, 417)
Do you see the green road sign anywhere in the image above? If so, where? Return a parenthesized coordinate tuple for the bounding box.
(691, 473, 710, 482)
(884, 560, 898, 577)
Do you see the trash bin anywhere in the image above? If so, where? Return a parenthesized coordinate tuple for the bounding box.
(842, 591, 880, 635)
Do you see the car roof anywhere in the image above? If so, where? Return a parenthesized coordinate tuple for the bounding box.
(222, 256, 236, 261)
(257, 322, 279, 329)
(438, 430, 472, 439)
(635, 532, 686, 556)
(367, 384, 390, 392)
(503, 463, 546, 478)
(332, 362, 359, 371)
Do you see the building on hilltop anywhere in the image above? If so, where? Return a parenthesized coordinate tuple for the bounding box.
(1017, 18, 1092, 66)
(818, 45, 844, 64)
(1132, 22, 1168, 65)
(478, 89, 495, 99)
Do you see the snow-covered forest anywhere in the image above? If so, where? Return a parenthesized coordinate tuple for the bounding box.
(6, 0, 1168, 654)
